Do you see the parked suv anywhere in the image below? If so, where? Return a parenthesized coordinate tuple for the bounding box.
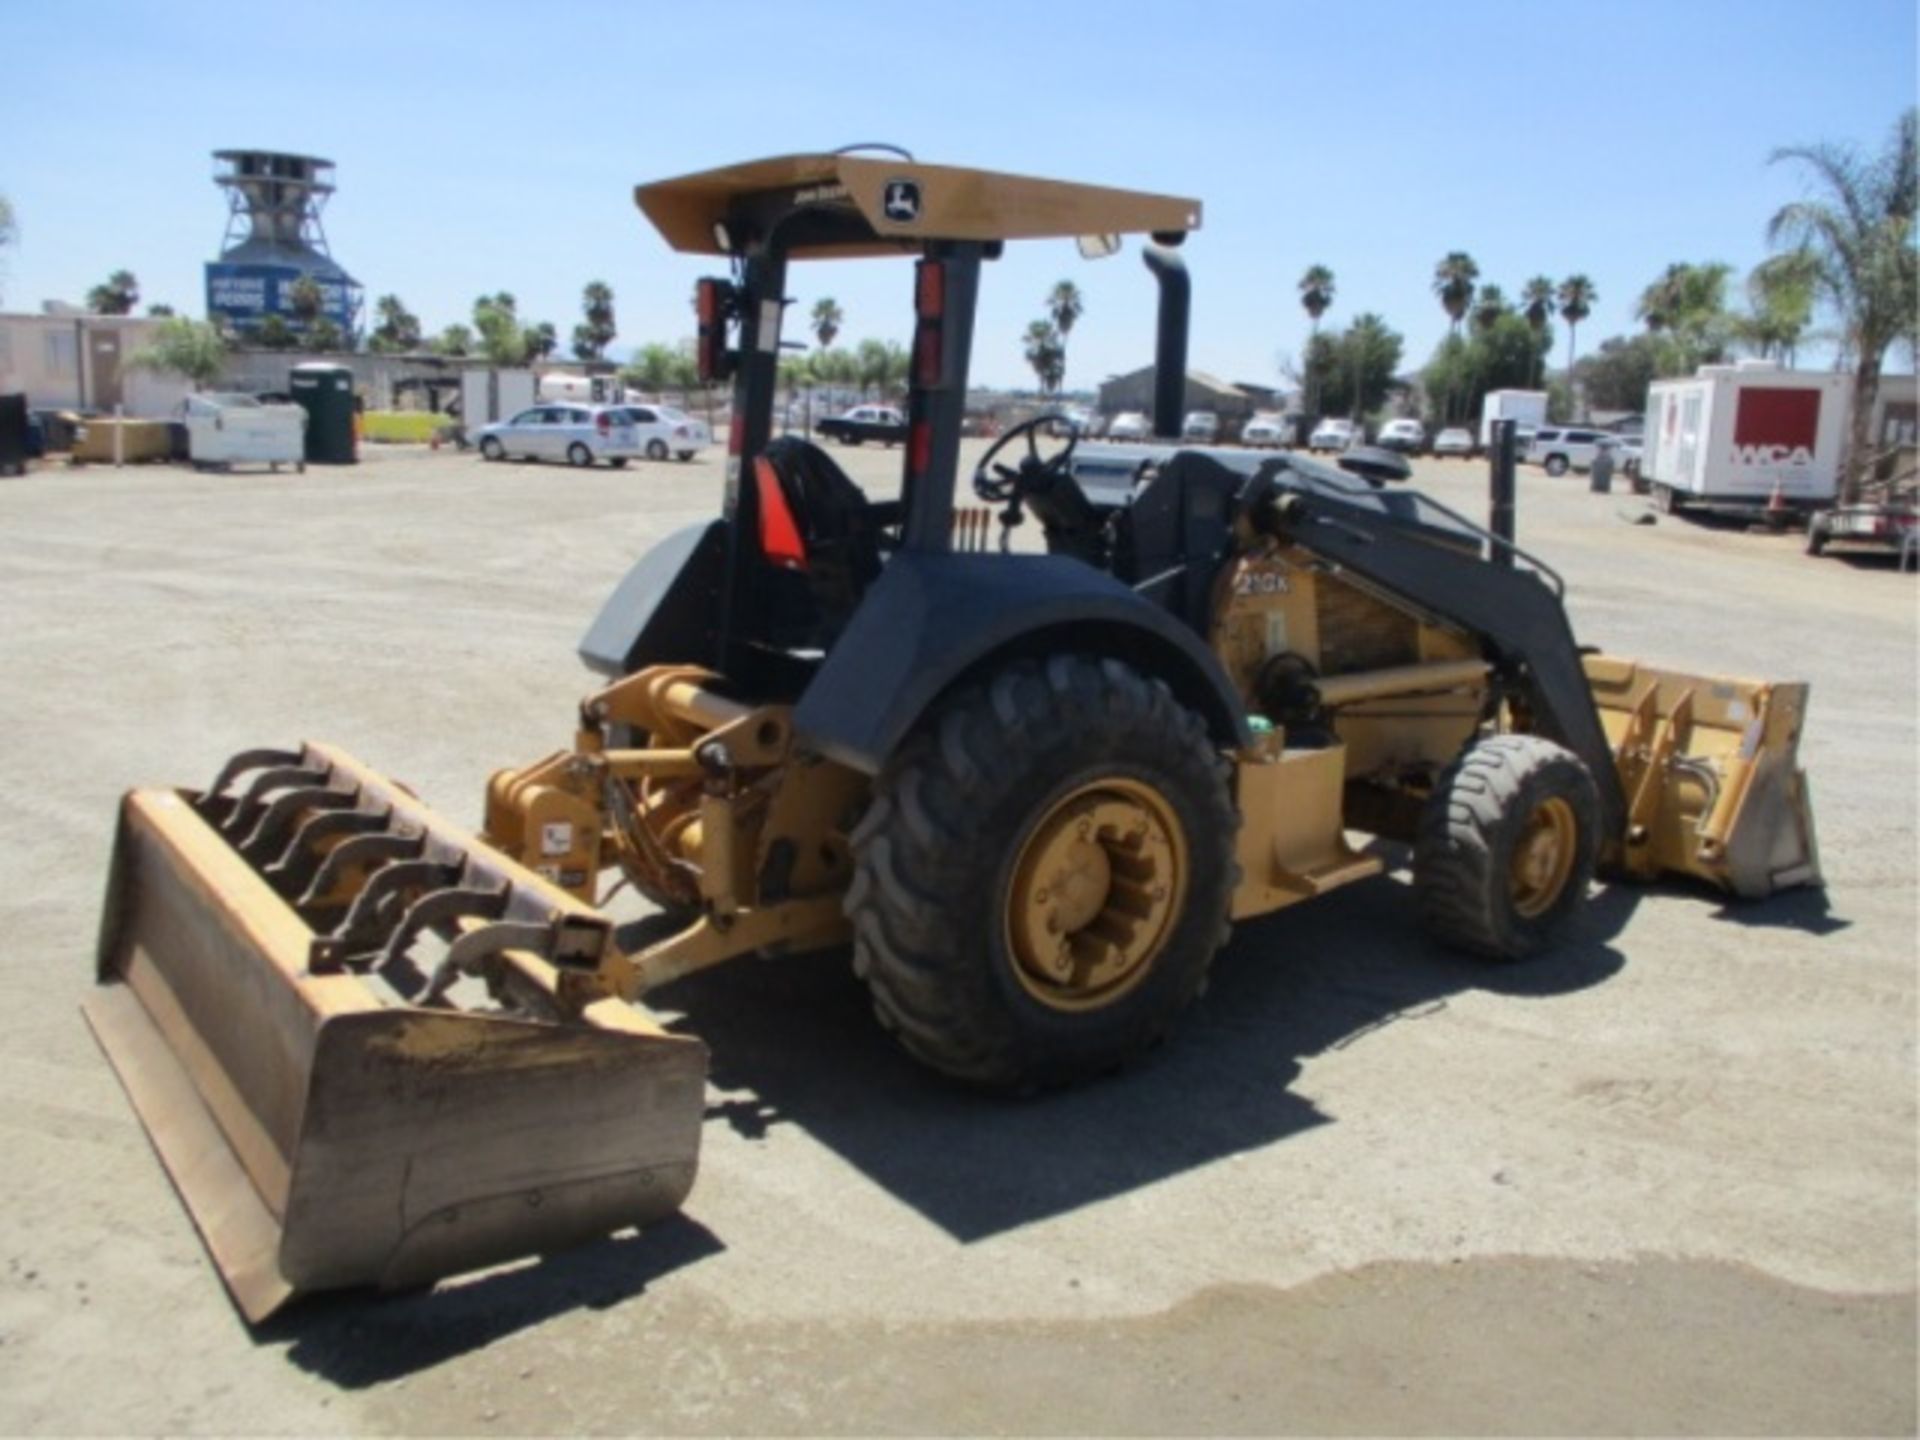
(1308, 417, 1360, 453)
(1182, 410, 1219, 443)
(1241, 414, 1289, 448)
(476, 404, 640, 467)
(1526, 426, 1615, 476)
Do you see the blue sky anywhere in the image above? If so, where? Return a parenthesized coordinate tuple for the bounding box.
(1, 0, 1912, 389)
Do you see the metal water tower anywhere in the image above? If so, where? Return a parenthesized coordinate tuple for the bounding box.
(204, 150, 362, 341)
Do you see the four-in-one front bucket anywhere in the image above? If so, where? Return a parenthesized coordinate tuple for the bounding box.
(1585, 655, 1822, 898)
(84, 743, 706, 1322)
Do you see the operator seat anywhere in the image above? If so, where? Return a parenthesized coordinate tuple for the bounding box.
(1112, 453, 1243, 636)
(754, 436, 895, 640)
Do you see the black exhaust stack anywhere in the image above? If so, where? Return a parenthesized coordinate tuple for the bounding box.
(1143, 241, 1189, 440)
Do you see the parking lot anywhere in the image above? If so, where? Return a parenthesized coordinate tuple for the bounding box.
(0, 440, 1913, 1434)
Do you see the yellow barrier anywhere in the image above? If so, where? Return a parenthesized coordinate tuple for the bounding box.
(360, 411, 450, 444)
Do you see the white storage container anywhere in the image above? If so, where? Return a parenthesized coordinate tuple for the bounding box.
(183, 392, 307, 471)
(1642, 363, 1851, 512)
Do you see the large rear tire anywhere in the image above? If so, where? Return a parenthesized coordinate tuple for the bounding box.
(849, 655, 1237, 1091)
(1414, 734, 1599, 961)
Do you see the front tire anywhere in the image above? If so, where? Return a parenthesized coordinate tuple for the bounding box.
(1415, 734, 1599, 961)
(1544, 454, 1570, 477)
(1805, 518, 1828, 555)
(849, 655, 1237, 1092)
(479, 436, 504, 462)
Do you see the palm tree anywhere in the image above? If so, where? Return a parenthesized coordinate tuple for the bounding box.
(1047, 280, 1084, 340)
(1428, 253, 1479, 422)
(1637, 264, 1681, 333)
(1769, 109, 1918, 501)
(1046, 280, 1084, 388)
(1471, 284, 1509, 334)
(1522, 276, 1556, 387)
(1297, 264, 1335, 412)
(0, 192, 14, 307)
(370, 294, 422, 353)
(1432, 252, 1479, 336)
(810, 298, 843, 352)
(527, 321, 559, 362)
(432, 323, 474, 358)
(579, 280, 616, 359)
(1023, 320, 1065, 394)
(87, 269, 140, 315)
(1556, 275, 1597, 415)
(287, 276, 323, 327)
(1738, 251, 1821, 365)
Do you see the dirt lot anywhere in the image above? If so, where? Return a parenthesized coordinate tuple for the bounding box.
(0, 440, 1913, 1435)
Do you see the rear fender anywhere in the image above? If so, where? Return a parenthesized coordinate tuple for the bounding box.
(792, 551, 1250, 774)
(579, 520, 726, 678)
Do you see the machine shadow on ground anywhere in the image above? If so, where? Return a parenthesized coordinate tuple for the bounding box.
(271, 1215, 725, 1387)
(267, 872, 1640, 1385)
(650, 870, 1638, 1246)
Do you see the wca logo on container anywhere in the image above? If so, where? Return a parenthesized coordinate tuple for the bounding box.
(1730, 387, 1820, 467)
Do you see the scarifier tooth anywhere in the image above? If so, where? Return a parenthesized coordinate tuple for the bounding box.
(237, 785, 359, 864)
(198, 747, 304, 815)
(310, 858, 463, 972)
(297, 827, 425, 911)
(418, 919, 558, 1006)
(219, 764, 332, 839)
(376, 880, 510, 976)
(263, 805, 393, 895)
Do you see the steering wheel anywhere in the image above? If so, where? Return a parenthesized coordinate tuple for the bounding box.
(973, 415, 1079, 503)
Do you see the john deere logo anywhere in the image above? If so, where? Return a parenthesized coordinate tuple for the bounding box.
(882, 178, 922, 224)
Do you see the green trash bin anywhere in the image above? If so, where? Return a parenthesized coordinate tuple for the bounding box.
(289, 362, 358, 465)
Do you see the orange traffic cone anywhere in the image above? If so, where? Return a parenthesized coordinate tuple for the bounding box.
(1767, 478, 1787, 515)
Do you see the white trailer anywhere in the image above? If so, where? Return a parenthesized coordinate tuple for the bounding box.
(537, 372, 627, 405)
(458, 368, 537, 435)
(1479, 389, 1547, 450)
(1641, 362, 1851, 515)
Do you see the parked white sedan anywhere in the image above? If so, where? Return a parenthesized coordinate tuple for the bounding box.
(615, 404, 711, 462)
(476, 404, 639, 467)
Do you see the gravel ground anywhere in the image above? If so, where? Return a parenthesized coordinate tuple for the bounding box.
(0, 440, 1912, 1435)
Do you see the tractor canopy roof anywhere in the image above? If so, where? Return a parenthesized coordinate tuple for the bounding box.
(635, 153, 1202, 259)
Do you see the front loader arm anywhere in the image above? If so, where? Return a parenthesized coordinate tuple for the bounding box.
(1263, 486, 1627, 843)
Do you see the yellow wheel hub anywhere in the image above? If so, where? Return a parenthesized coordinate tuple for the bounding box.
(1005, 779, 1187, 1011)
(1510, 795, 1577, 918)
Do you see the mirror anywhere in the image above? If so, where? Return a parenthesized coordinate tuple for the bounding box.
(1337, 447, 1412, 488)
(1076, 233, 1122, 260)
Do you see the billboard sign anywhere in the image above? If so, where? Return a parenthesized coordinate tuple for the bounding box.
(205, 262, 359, 333)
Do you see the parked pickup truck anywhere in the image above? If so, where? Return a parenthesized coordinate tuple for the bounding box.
(817, 404, 907, 446)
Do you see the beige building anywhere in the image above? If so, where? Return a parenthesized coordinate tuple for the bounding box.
(0, 310, 189, 416)
(1096, 366, 1256, 424)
